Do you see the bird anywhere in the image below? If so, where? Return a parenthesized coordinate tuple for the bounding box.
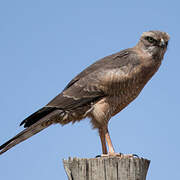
(0, 30, 169, 156)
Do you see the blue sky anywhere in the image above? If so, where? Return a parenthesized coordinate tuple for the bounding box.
(0, 1, 179, 180)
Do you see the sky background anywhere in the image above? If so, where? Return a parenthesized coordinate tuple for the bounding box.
(0, 1, 179, 180)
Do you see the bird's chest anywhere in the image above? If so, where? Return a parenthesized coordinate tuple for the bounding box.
(108, 64, 159, 116)
(108, 79, 143, 116)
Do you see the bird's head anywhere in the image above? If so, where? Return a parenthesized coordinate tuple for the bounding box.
(137, 30, 170, 60)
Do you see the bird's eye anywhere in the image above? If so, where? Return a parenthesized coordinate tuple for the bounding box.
(146, 36, 156, 43)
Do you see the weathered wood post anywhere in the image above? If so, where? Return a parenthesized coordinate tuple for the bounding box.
(63, 156, 150, 180)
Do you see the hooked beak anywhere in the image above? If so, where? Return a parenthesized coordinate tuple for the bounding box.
(159, 39, 166, 48)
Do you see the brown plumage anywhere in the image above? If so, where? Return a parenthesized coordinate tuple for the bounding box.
(0, 30, 170, 155)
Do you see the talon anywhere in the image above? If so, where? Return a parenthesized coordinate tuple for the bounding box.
(95, 155, 101, 158)
(96, 153, 139, 158)
(132, 154, 139, 158)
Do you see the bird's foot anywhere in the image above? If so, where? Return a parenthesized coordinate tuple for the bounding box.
(96, 153, 139, 158)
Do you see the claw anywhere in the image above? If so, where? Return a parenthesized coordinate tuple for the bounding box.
(95, 153, 139, 158)
(95, 154, 101, 158)
(132, 154, 139, 158)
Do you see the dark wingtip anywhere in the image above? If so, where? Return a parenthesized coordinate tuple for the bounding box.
(19, 107, 57, 128)
(19, 120, 25, 127)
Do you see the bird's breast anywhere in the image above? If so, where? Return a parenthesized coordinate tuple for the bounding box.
(105, 63, 161, 116)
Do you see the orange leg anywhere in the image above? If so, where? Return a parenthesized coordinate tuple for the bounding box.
(99, 129, 108, 154)
(100, 126, 135, 157)
(104, 128, 115, 154)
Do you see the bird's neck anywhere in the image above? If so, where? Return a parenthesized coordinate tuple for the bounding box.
(135, 42, 165, 62)
(133, 45, 162, 82)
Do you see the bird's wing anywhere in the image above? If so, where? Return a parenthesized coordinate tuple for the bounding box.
(0, 69, 108, 154)
(21, 48, 140, 128)
(63, 50, 130, 91)
(0, 48, 140, 155)
(46, 49, 132, 109)
(21, 49, 135, 128)
(46, 48, 140, 110)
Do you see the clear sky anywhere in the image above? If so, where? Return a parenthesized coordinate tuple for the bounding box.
(0, 1, 179, 180)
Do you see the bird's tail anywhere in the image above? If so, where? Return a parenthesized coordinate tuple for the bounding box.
(0, 110, 59, 155)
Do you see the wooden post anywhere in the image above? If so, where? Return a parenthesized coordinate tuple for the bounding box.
(63, 156, 150, 180)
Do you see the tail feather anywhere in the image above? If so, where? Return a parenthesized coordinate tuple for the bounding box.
(0, 110, 59, 155)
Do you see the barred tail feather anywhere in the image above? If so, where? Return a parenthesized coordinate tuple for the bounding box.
(0, 110, 59, 155)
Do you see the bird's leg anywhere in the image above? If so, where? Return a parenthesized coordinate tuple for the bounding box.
(97, 127, 137, 158)
(98, 128, 108, 154)
(104, 127, 115, 155)
(103, 127, 138, 158)
(97, 126, 117, 157)
(101, 126, 122, 157)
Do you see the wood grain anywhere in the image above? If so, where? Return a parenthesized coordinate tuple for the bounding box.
(63, 156, 150, 180)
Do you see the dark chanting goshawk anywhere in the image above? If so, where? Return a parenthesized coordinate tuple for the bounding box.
(0, 31, 170, 156)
